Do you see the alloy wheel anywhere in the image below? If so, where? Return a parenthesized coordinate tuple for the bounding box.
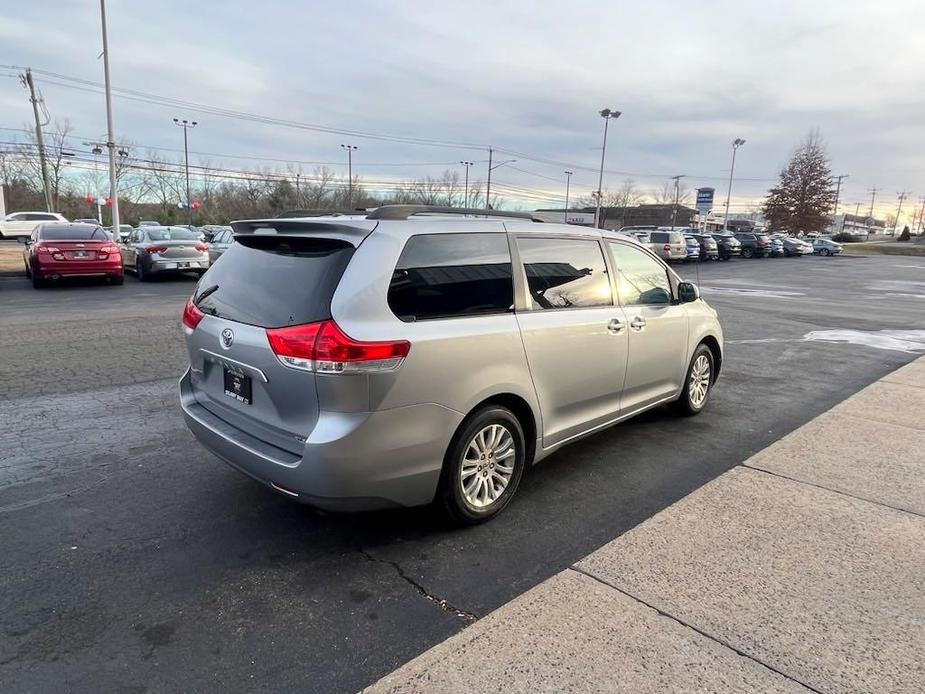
(689, 354, 711, 408)
(460, 424, 516, 508)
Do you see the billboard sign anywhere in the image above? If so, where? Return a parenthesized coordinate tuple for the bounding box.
(696, 187, 715, 212)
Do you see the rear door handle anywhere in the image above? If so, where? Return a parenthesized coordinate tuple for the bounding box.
(630, 316, 647, 331)
(607, 318, 624, 334)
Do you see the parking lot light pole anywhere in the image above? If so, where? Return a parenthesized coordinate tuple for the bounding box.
(459, 161, 474, 207)
(564, 170, 573, 224)
(173, 118, 197, 226)
(341, 144, 357, 209)
(594, 108, 621, 229)
(723, 138, 746, 232)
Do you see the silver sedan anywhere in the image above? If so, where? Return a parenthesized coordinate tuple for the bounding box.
(120, 226, 210, 281)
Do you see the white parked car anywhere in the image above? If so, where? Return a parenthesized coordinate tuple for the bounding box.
(0, 211, 68, 239)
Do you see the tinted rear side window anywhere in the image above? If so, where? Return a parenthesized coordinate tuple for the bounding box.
(649, 232, 667, 243)
(388, 233, 513, 322)
(40, 226, 108, 241)
(195, 236, 354, 328)
(517, 237, 612, 310)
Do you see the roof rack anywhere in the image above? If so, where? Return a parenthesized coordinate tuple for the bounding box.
(276, 209, 368, 218)
(366, 205, 543, 222)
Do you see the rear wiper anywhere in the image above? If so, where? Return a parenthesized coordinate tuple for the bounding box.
(195, 284, 219, 306)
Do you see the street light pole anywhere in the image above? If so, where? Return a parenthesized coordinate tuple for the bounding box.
(173, 119, 197, 226)
(99, 0, 121, 234)
(832, 174, 847, 233)
(341, 144, 357, 209)
(594, 108, 621, 229)
(460, 161, 474, 207)
(564, 170, 573, 224)
(723, 138, 746, 232)
(669, 174, 686, 228)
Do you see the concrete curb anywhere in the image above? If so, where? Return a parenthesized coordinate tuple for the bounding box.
(364, 355, 925, 694)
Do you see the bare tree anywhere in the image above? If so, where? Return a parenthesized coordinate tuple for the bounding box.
(651, 180, 692, 205)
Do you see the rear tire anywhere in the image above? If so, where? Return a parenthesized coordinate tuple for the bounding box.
(820, 248, 831, 256)
(671, 344, 714, 416)
(109, 274, 124, 286)
(437, 405, 526, 526)
(136, 260, 149, 282)
(31, 273, 46, 289)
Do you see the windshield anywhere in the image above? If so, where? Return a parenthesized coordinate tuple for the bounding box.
(146, 228, 199, 241)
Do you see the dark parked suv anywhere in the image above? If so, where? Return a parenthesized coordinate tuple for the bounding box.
(732, 232, 771, 258)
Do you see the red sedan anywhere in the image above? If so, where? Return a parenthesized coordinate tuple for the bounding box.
(22, 222, 124, 288)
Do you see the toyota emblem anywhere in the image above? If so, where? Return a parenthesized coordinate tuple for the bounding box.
(220, 328, 234, 349)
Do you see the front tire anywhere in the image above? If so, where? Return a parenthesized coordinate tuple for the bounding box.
(820, 248, 831, 256)
(437, 406, 526, 526)
(741, 247, 754, 259)
(672, 344, 714, 416)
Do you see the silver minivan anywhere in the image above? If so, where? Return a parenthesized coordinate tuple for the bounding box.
(179, 206, 723, 524)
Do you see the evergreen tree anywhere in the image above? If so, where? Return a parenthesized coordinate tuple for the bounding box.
(762, 131, 836, 232)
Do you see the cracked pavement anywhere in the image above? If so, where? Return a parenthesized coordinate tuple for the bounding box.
(1, 252, 924, 692)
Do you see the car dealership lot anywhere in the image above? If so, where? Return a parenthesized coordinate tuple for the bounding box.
(2, 252, 925, 693)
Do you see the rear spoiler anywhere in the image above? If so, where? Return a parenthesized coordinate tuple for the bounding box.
(230, 219, 377, 245)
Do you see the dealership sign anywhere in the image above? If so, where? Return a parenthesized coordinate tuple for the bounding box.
(696, 187, 715, 212)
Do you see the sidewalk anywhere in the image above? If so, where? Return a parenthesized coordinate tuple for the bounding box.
(365, 356, 925, 694)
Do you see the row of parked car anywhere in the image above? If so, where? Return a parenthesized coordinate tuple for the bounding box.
(17, 220, 231, 288)
(621, 226, 843, 262)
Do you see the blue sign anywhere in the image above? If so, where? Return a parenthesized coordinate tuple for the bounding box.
(696, 187, 715, 212)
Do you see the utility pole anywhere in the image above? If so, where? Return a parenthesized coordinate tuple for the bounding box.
(459, 161, 474, 207)
(99, 0, 121, 234)
(341, 144, 357, 209)
(917, 196, 925, 234)
(485, 150, 515, 210)
(295, 172, 301, 204)
(21, 69, 53, 212)
(854, 201, 861, 216)
(173, 119, 197, 226)
(594, 108, 621, 229)
(564, 170, 573, 224)
(723, 138, 746, 232)
(669, 174, 686, 228)
(866, 187, 881, 234)
(832, 174, 847, 233)
(895, 191, 911, 235)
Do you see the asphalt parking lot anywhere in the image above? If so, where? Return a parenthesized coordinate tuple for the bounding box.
(2, 248, 925, 693)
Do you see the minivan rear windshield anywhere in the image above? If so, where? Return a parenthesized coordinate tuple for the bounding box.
(40, 226, 108, 241)
(194, 236, 355, 328)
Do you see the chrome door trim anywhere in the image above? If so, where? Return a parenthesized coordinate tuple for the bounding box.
(538, 392, 677, 456)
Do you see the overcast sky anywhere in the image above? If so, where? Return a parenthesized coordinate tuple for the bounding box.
(2, 0, 923, 220)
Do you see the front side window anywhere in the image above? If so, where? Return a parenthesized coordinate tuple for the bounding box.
(388, 233, 513, 322)
(609, 242, 673, 306)
(517, 237, 612, 310)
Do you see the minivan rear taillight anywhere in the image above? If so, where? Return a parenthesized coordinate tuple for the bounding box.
(267, 320, 410, 374)
(663, 243, 671, 251)
(182, 297, 205, 331)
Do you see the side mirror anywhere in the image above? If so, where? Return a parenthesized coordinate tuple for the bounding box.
(17, 236, 30, 245)
(678, 281, 700, 303)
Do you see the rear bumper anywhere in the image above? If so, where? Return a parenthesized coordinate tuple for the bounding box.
(35, 261, 122, 277)
(178, 369, 462, 511)
(144, 257, 209, 274)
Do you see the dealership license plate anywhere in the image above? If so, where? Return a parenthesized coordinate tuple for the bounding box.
(72, 250, 89, 259)
(177, 261, 191, 268)
(223, 369, 252, 405)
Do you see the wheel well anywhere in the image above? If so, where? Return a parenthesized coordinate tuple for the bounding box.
(699, 336, 722, 381)
(466, 393, 537, 465)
